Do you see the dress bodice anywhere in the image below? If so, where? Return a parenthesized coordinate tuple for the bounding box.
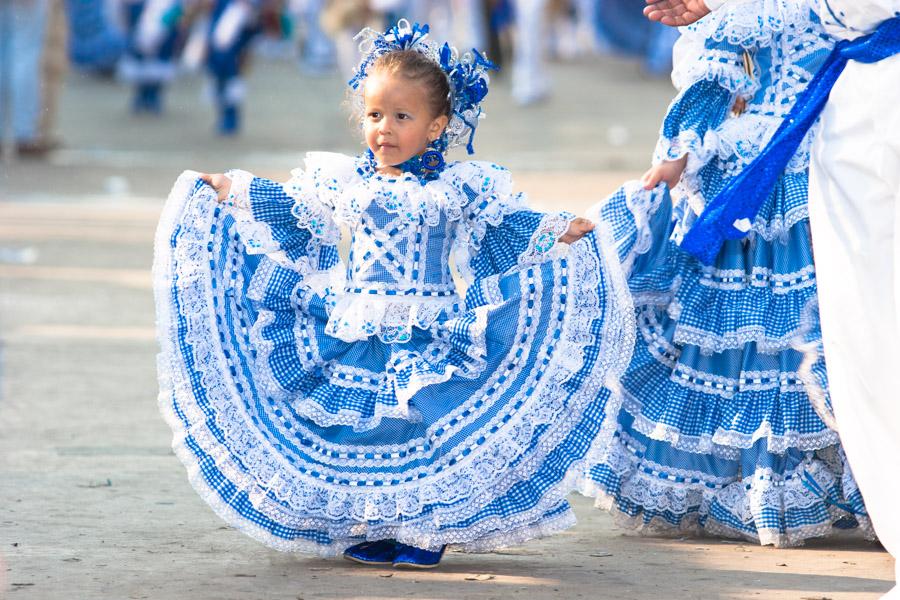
(345, 194, 457, 299)
(662, 0, 834, 176)
(279, 153, 541, 343)
(742, 16, 831, 119)
(225, 153, 569, 343)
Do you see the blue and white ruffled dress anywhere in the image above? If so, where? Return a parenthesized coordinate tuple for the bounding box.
(153, 151, 639, 554)
(582, 0, 873, 546)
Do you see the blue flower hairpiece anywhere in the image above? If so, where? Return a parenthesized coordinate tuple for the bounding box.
(348, 19, 498, 155)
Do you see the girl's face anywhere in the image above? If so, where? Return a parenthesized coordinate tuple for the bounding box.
(363, 70, 449, 171)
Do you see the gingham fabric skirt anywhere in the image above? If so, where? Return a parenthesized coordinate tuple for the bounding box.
(153, 173, 639, 554)
(582, 166, 874, 547)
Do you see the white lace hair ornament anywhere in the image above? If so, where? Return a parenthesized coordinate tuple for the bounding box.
(348, 19, 497, 154)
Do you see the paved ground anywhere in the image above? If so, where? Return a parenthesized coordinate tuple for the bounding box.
(0, 52, 894, 599)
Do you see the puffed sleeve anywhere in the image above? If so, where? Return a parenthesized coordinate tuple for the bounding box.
(448, 162, 574, 282)
(221, 153, 355, 271)
(652, 23, 758, 168)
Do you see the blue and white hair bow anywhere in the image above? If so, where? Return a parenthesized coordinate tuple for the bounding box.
(348, 19, 498, 155)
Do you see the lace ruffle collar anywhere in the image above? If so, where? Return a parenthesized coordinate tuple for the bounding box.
(296, 153, 515, 230)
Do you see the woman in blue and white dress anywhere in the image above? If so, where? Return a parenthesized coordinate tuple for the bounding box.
(154, 21, 643, 567)
(582, 0, 874, 546)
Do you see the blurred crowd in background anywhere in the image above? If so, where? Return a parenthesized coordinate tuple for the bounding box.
(0, 0, 677, 158)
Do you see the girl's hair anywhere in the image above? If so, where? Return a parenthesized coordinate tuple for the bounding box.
(370, 50, 452, 118)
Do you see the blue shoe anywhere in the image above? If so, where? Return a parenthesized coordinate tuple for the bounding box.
(343, 540, 399, 566)
(392, 544, 446, 569)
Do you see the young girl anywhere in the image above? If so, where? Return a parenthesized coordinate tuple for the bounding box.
(154, 20, 645, 567)
(582, 0, 873, 546)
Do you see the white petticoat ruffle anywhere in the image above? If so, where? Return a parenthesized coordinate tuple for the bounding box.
(324, 294, 460, 344)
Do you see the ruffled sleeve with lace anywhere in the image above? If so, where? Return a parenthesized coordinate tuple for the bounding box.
(222, 152, 357, 275)
(655, 0, 830, 241)
(446, 161, 575, 284)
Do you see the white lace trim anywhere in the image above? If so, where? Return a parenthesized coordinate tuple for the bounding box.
(653, 128, 716, 171)
(622, 389, 841, 460)
(684, 0, 813, 50)
(287, 392, 425, 434)
(672, 323, 812, 356)
(223, 169, 254, 209)
(324, 294, 460, 344)
(224, 168, 341, 273)
(153, 172, 638, 553)
(297, 151, 360, 201)
(582, 432, 874, 547)
(672, 37, 759, 97)
(714, 113, 817, 172)
(307, 157, 520, 233)
(635, 296, 815, 356)
(517, 213, 573, 267)
(284, 175, 342, 245)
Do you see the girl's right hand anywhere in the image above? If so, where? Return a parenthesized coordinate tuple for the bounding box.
(641, 155, 688, 190)
(199, 172, 232, 202)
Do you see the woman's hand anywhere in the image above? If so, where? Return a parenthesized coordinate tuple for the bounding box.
(559, 217, 595, 244)
(643, 0, 711, 26)
(199, 172, 232, 202)
(641, 155, 688, 190)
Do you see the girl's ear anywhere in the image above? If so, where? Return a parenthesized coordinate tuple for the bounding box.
(428, 115, 450, 142)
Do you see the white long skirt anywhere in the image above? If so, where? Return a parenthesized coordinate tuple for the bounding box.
(809, 55, 900, 598)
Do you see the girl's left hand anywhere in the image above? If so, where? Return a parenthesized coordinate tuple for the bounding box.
(559, 217, 595, 244)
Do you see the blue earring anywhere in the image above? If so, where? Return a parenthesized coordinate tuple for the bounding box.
(421, 134, 446, 173)
(420, 148, 445, 172)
